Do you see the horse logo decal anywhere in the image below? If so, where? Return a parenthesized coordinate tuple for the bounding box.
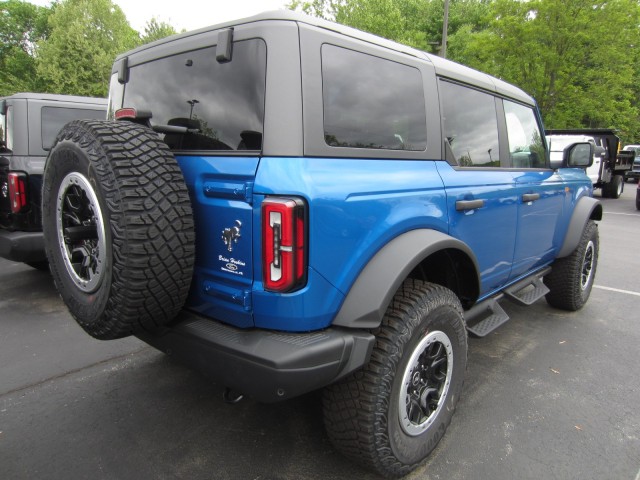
(221, 220, 242, 252)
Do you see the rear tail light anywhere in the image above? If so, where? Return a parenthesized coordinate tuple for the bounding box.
(8, 172, 27, 213)
(262, 197, 307, 292)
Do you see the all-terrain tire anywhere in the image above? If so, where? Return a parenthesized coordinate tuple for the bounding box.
(41, 119, 195, 339)
(544, 220, 598, 311)
(323, 280, 467, 478)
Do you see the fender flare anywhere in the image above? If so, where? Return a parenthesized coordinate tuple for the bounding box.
(557, 196, 603, 258)
(332, 229, 480, 329)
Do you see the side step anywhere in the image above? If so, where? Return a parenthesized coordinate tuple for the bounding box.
(504, 267, 551, 306)
(465, 267, 552, 337)
(466, 297, 510, 338)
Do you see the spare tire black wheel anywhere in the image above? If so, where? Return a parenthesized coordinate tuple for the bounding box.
(42, 119, 195, 340)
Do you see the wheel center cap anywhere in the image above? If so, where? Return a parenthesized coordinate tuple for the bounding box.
(411, 371, 421, 386)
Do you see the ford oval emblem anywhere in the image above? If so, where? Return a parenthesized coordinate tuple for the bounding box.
(225, 263, 238, 271)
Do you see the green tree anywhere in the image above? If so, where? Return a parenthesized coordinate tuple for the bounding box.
(455, 0, 640, 141)
(36, 0, 139, 97)
(141, 17, 178, 44)
(0, 0, 54, 95)
(288, 0, 490, 53)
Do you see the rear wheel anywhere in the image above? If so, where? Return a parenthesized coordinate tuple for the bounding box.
(323, 280, 467, 478)
(602, 175, 623, 198)
(42, 119, 195, 339)
(544, 220, 598, 311)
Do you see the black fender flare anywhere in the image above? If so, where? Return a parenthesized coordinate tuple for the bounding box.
(557, 196, 602, 258)
(332, 229, 480, 329)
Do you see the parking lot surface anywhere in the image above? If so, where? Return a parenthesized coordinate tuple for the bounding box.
(1, 187, 639, 479)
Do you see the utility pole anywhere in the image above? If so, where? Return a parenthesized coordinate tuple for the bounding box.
(441, 0, 450, 58)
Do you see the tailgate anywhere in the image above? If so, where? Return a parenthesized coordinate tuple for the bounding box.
(176, 155, 259, 328)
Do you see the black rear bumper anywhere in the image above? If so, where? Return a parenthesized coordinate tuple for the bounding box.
(0, 229, 46, 262)
(136, 312, 375, 403)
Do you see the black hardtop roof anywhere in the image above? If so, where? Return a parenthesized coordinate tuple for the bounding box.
(115, 10, 534, 106)
(1, 92, 107, 106)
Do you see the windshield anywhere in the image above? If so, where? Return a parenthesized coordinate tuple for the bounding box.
(122, 39, 266, 152)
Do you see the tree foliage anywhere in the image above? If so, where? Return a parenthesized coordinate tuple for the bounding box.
(0, 0, 53, 95)
(141, 17, 178, 44)
(36, 0, 139, 97)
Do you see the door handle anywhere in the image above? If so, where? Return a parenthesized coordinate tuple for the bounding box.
(522, 193, 540, 203)
(455, 199, 485, 211)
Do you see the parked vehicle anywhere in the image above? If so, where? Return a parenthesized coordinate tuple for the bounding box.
(0, 93, 107, 268)
(546, 128, 632, 199)
(40, 11, 602, 478)
(636, 181, 640, 210)
(623, 144, 640, 183)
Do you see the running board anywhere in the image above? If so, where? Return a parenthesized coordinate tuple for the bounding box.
(465, 267, 552, 337)
(504, 267, 551, 306)
(466, 296, 510, 338)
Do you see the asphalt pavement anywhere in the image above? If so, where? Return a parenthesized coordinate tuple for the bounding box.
(1, 185, 639, 480)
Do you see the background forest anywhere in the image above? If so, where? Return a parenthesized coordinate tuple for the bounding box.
(2, 0, 639, 141)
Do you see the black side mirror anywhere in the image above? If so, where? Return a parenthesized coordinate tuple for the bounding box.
(564, 142, 594, 168)
(0, 99, 6, 115)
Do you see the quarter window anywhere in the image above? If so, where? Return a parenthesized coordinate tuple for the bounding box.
(440, 80, 500, 167)
(504, 100, 546, 168)
(41, 107, 106, 150)
(322, 44, 427, 151)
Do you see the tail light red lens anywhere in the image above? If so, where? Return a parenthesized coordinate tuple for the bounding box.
(8, 172, 27, 213)
(262, 197, 307, 292)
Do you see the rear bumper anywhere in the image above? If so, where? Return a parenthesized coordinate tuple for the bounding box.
(0, 229, 46, 263)
(136, 311, 375, 403)
(626, 170, 640, 179)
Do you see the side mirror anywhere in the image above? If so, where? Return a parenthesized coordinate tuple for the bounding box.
(0, 99, 6, 115)
(564, 142, 594, 168)
(594, 145, 606, 157)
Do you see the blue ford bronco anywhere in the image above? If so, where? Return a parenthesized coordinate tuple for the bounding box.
(40, 11, 602, 478)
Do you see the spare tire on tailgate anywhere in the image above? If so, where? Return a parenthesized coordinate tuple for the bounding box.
(42, 119, 195, 339)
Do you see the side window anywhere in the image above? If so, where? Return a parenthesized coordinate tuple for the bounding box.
(4, 106, 13, 151)
(321, 44, 427, 151)
(123, 39, 267, 152)
(439, 80, 500, 167)
(41, 107, 106, 150)
(504, 100, 546, 168)
(0, 107, 5, 148)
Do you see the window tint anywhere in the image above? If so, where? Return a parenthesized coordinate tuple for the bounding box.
(504, 100, 546, 168)
(42, 107, 106, 150)
(440, 81, 500, 167)
(123, 39, 266, 152)
(322, 44, 427, 151)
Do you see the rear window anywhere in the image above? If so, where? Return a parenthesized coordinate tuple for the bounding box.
(42, 107, 106, 150)
(122, 39, 267, 152)
(321, 44, 427, 151)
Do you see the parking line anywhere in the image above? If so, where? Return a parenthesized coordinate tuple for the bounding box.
(635, 467, 640, 480)
(604, 212, 639, 217)
(593, 285, 640, 297)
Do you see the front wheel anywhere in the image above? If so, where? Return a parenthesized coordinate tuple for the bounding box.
(544, 220, 599, 311)
(323, 280, 467, 478)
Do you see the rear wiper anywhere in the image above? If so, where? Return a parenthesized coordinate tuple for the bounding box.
(152, 124, 200, 134)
